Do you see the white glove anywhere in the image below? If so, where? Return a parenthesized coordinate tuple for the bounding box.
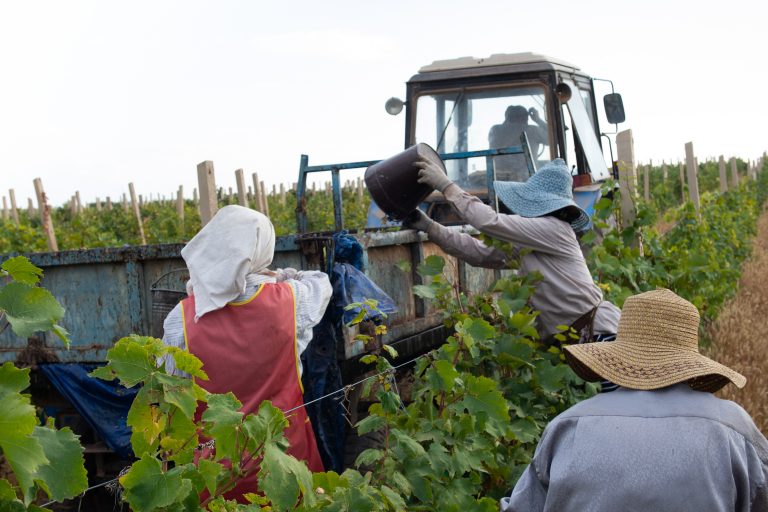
(413, 158, 452, 192)
(402, 209, 433, 232)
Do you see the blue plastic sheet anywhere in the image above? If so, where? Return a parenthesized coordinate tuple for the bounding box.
(40, 364, 137, 459)
(302, 232, 398, 472)
(332, 263, 399, 325)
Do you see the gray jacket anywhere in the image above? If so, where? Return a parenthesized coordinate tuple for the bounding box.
(501, 384, 768, 512)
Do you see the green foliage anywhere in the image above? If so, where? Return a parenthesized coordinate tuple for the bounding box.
(0, 257, 84, 510)
(0, 188, 371, 253)
(0, 363, 88, 509)
(588, 170, 766, 327)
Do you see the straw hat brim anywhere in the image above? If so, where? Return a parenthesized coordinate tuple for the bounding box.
(564, 341, 746, 393)
(494, 181, 590, 232)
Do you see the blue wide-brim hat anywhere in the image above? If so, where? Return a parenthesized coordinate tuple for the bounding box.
(494, 158, 590, 232)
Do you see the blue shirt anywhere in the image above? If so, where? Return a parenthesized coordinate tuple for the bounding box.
(501, 384, 768, 512)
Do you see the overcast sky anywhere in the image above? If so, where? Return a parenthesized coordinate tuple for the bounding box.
(1, 0, 766, 206)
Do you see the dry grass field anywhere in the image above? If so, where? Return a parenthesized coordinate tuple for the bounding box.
(708, 207, 768, 432)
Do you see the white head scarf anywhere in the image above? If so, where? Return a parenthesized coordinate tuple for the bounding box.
(181, 205, 275, 320)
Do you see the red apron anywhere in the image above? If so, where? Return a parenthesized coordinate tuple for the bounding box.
(181, 282, 323, 502)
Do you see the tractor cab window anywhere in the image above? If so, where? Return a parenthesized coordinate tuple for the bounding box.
(413, 85, 553, 190)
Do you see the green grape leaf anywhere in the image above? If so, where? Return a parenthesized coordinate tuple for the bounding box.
(126, 387, 166, 457)
(155, 373, 198, 420)
(458, 375, 509, 429)
(380, 484, 407, 510)
(413, 285, 436, 299)
(160, 410, 198, 465)
(417, 255, 445, 276)
(0, 365, 47, 505)
(353, 448, 383, 468)
(0, 362, 30, 396)
(167, 348, 208, 380)
(197, 459, 224, 496)
(259, 443, 315, 511)
(242, 401, 289, 454)
(31, 426, 87, 502)
(0, 282, 65, 340)
(103, 338, 157, 387)
(1, 257, 43, 285)
(0, 498, 25, 512)
(201, 393, 244, 461)
(355, 413, 386, 435)
(120, 454, 191, 511)
(0, 479, 17, 501)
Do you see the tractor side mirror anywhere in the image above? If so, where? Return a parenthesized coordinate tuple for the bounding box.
(603, 93, 626, 124)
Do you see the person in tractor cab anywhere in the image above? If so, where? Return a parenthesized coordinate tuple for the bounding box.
(488, 105, 548, 182)
(501, 289, 767, 512)
(405, 157, 621, 372)
(160, 205, 331, 502)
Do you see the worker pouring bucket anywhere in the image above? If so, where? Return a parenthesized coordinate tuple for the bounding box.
(364, 143, 445, 220)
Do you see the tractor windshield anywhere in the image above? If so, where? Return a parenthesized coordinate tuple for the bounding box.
(413, 84, 554, 189)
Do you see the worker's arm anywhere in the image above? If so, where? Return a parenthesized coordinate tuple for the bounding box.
(426, 222, 508, 269)
(441, 183, 574, 255)
(405, 209, 507, 269)
(279, 269, 333, 356)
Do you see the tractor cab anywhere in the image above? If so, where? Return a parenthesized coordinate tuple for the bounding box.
(374, 52, 625, 225)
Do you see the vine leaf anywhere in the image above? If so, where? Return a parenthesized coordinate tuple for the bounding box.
(0, 364, 48, 505)
(32, 426, 88, 502)
(1, 257, 43, 285)
(259, 443, 316, 511)
(120, 454, 192, 511)
(0, 282, 65, 341)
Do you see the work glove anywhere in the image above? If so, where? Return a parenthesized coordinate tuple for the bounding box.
(402, 209, 433, 232)
(414, 157, 452, 192)
(274, 267, 299, 282)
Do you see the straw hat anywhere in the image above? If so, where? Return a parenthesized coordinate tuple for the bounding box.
(564, 289, 746, 393)
(493, 159, 590, 232)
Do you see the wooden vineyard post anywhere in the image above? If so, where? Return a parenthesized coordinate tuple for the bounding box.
(33, 178, 58, 251)
(197, 161, 218, 227)
(251, 173, 264, 213)
(357, 177, 364, 201)
(615, 129, 637, 228)
(128, 183, 147, 245)
(260, 180, 270, 217)
(235, 169, 248, 207)
(27, 198, 35, 218)
(176, 185, 185, 225)
(280, 183, 286, 205)
(718, 156, 728, 193)
(106, 196, 113, 211)
(75, 191, 82, 215)
(8, 189, 19, 225)
(193, 188, 198, 205)
(730, 157, 739, 189)
(684, 142, 701, 216)
(662, 163, 668, 182)
(2, 196, 7, 221)
(95, 197, 102, 212)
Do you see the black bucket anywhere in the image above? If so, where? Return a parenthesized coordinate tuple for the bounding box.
(150, 268, 189, 338)
(364, 143, 445, 220)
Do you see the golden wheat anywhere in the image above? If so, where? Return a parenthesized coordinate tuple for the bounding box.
(708, 207, 768, 432)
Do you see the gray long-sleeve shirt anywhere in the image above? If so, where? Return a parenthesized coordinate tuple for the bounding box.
(501, 384, 768, 512)
(427, 183, 620, 337)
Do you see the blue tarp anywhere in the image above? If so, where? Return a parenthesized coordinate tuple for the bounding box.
(301, 234, 397, 472)
(40, 363, 136, 459)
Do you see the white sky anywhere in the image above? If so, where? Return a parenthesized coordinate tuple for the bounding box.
(1, 0, 766, 206)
